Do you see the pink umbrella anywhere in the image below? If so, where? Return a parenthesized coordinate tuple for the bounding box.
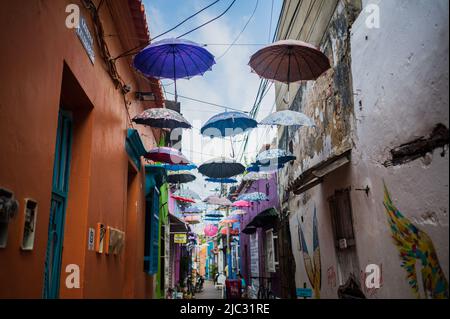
(232, 200, 251, 208)
(204, 224, 218, 237)
(145, 147, 190, 165)
(184, 215, 200, 224)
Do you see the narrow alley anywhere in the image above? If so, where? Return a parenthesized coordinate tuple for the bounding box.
(0, 0, 448, 302)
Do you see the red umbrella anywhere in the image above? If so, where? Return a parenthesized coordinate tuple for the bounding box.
(232, 200, 251, 208)
(171, 195, 196, 203)
(145, 147, 190, 165)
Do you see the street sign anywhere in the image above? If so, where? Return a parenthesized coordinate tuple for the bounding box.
(174, 233, 187, 244)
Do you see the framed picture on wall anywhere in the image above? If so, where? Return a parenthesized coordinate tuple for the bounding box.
(95, 223, 106, 254)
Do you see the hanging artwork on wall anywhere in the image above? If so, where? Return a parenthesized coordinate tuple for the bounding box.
(383, 183, 449, 299)
(297, 206, 321, 298)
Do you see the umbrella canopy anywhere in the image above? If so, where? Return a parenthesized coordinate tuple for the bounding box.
(132, 108, 191, 129)
(237, 192, 268, 202)
(171, 194, 196, 203)
(249, 39, 330, 83)
(205, 212, 224, 218)
(204, 224, 218, 237)
(247, 163, 284, 173)
(182, 205, 202, 214)
(231, 209, 247, 215)
(232, 200, 252, 207)
(205, 178, 238, 184)
(201, 111, 258, 138)
(163, 163, 197, 171)
(173, 189, 201, 200)
(198, 157, 245, 178)
(242, 171, 272, 182)
(255, 148, 296, 166)
(203, 195, 232, 206)
(134, 38, 215, 102)
(134, 38, 215, 80)
(259, 110, 315, 127)
(145, 147, 190, 165)
(167, 171, 196, 184)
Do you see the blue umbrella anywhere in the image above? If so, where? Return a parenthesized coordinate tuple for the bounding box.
(255, 148, 296, 166)
(201, 111, 258, 138)
(247, 163, 284, 172)
(205, 177, 238, 184)
(237, 192, 268, 202)
(163, 163, 197, 171)
(133, 38, 215, 101)
(182, 205, 203, 214)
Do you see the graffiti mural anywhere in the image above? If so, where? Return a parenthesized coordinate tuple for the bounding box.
(297, 206, 321, 298)
(383, 184, 449, 299)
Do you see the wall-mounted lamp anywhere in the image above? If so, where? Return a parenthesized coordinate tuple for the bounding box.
(355, 185, 370, 197)
(135, 91, 156, 101)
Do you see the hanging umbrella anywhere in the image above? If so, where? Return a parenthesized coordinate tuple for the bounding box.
(163, 163, 197, 171)
(201, 111, 258, 138)
(205, 212, 224, 218)
(133, 38, 215, 101)
(237, 192, 268, 202)
(182, 205, 203, 214)
(204, 224, 218, 237)
(167, 171, 196, 184)
(173, 189, 201, 201)
(247, 163, 284, 173)
(184, 215, 201, 224)
(205, 177, 238, 184)
(232, 200, 251, 208)
(231, 209, 247, 215)
(259, 110, 315, 127)
(203, 195, 232, 206)
(199, 157, 245, 178)
(145, 147, 190, 165)
(171, 194, 196, 203)
(132, 108, 192, 129)
(249, 39, 330, 83)
(255, 148, 296, 166)
(242, 171, 272, 182)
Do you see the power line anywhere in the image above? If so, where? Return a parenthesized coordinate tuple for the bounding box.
(177, 0, 238, 38)
(164, 91, 249, 113)
(216, 0, 259, 60)
(114, 0, 222, 60)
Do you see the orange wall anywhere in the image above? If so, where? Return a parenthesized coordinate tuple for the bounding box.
(0, 0, 159, 298)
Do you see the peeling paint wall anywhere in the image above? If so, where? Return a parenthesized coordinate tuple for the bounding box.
(277, 0, 359, 204)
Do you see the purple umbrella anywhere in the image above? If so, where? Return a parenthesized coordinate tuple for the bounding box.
(133, 38, 215, 101)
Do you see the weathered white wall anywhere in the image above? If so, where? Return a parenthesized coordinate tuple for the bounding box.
(284, 0, 449, 299)
(348, 0, 449, 298)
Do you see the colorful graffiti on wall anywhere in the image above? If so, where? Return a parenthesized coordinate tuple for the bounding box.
(383, 184, 449, 299)
(297, 206, 321, 298)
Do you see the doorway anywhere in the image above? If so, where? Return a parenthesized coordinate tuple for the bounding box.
(328, 188, 360, 286)
(43, 110, 73, 299)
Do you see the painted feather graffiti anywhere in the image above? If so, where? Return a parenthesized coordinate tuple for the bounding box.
(297, 206, 321, 298)
(383, 183, 449, 299)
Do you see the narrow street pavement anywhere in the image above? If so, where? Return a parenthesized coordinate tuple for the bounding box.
(195, 281, 223, 299)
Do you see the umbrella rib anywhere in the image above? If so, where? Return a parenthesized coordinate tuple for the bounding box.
(174, 46, 190, 79)
(251, 47, 283, 79)
(298, 52, 316, 80)
(292, 52, 305, 82)
(187, 47, 214, 74)
(179, 46, 204, 78)
(270, 48, 288, 83)
(143, 46, 169, 76)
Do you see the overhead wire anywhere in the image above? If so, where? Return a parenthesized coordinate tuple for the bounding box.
(216, 0, 259, 60)
(113, 0, 222, 60)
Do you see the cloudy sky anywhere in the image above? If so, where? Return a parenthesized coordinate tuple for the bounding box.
(143, 0, 283, 198)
